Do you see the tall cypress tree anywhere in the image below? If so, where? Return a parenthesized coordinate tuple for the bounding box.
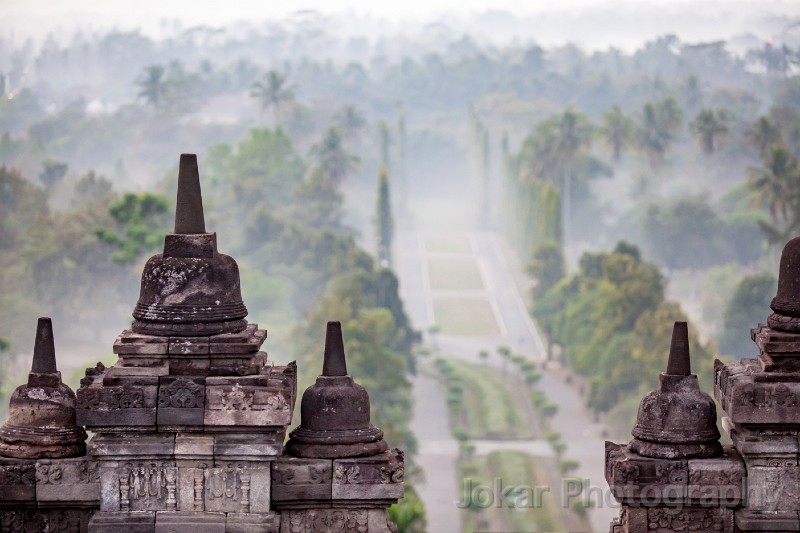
(376, 165, 394, 268)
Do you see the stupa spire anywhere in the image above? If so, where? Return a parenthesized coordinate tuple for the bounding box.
(666, 321, 691, 376)
(31, 317, 57, 374)
(322, 321, 348, 377)
(174, 153, 206, 234)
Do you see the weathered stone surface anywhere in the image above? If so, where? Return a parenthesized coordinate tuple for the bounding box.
(105, 364, 169, 381)
(205, 369, 294, 427)
(278, 509, 394, 533)
(271, 457, 333, 503)
(169, 357, 211, 376)
(687, 446, 745, 505)
(646, 507, 732, 532)
(734, 509, 800, 532)
(287, 323, 387, 459)
(177, 467, 203, 512)
(729, 426, 799, 457)
(155, 511, 226, 532)
(212, 433, 284, 459)
(118, 330, 169, 345)
(89, 434, 175, 460)
(716, 359, 800, 426)
(174, 434, 214, 467)
(113, 338, 169, 356)
(169, 337, 210, 356)
(332, 449, 404, 502)
(746, 464, 800, 512)
(0, 458, 36, 502)
(630, 322, 721, 460)
(100, 464, 121, 511)
(131, 155, 248, 338)
(0, 508, 93, 533)
(77, 380, 158, 429)
(203, 466, 252, 513)
(158, 376, 206, 427)
(606, 444, 688, 505)
(0, 318, 88, 459)
(88, 510, 155, 532)
(36, 456, 100, 505)
(208, 324, 265, 355)
(117, 462, 178, 512)
(226, 512, 278, 533)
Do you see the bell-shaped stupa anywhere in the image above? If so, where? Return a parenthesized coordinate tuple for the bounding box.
(630, 321, 722, 459)
(286, 321, 389, 458)
(131, 153, 248, 336)
(0, 318, 87, 459)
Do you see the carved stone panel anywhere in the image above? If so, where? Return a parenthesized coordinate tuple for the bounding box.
(119, 462, 178, 512)
(157, 377, 206, 426)
(205, 373, 293, 427)
(687, 446, 745, 506)
(271, 457, 333, 503)
(0, 508, 92, 533)
(646, 507, 728, 532)
(278, 509, 395, 533)
(76, 381, 158, 428)
(332, 449, 404, 501)
(746, 464, 800, 512)
(36, 457, 101, 505)
(0, 459, 36, 502)
(606, 445, 688, 505)
(204, 466, 249, 513)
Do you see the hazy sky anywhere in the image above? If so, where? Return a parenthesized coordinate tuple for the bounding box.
(4, 0, 800, 50)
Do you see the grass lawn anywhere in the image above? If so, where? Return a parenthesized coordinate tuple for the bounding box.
(432, 297, 499, 336)
(459, 451, 570, 533)
(423, 232, 473, 254)
(427, 256, 485, 291)
(433, 358, 531, 439)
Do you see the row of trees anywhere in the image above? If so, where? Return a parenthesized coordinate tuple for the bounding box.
(531, 242, 713, 424)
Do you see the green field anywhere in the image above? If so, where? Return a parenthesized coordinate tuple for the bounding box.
(432, 297, 499, 336)
(427, 256, 484, 291)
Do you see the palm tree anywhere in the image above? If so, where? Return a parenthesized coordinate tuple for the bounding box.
(600, 106, 635, 162)
(250, 71, 295, 122)
(519, 107, 593, 185)
(334, 104, 366, 142)
(689, 108, 730, 154)
(518, 107, 594, 242)
(748, 145, 800, 226)
(136, 65, 167, 108)
(636, 98, 683, 167)
(746, 116, 782, 158)
(310, 126, 360, 186)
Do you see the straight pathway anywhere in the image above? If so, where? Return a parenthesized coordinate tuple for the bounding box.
(398, 227, 617, 532)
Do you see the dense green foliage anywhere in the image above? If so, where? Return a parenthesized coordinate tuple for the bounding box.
(720, 274, 777, 357)
(533, 242, 712, 416)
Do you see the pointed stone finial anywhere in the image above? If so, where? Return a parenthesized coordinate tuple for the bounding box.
(31, 317, 57, 374)
(322, 321, 348, 376)
(174, 153, 206, 234)
(666, 321, 691, 376)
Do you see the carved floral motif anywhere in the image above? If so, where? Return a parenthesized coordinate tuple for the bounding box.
(647, 507, 723, 531)
(76, 385, 144, 410)
(221, 383, 253, 411)
(287, 510, 368, 533)
(655, 463, 688, 484)
(0, 465, 35, 486)
(158, 379, 204, 409)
